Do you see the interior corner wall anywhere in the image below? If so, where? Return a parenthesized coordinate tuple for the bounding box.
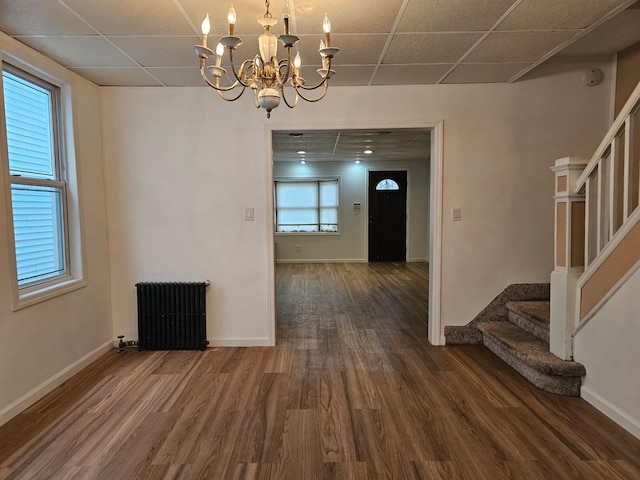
(273, 159, 429, 263)
(574, 266, 640, 439)
(100, 58, 612, 348)
(0, 33, 113, 426)
(615, 42, 640, 117)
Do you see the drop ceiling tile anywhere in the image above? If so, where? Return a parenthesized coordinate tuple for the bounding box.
(441, 62, 530, 83)
(464, 31, 578, 63)
(147, 67, 204, 86)
(558, 9, 640, 56)
(70, 68, 163, 86)
(109, 36, 201, 67)
(176, 0, 274, 36)
(397, 0, 515, 33)
(383, 33, 482, 64)
(63, 0, 194, 35)
(0, 0, 95, 35)
(316, 66, 376, 86)
(372, 64, 452, 85)
(497, 0, 628, 31)
(13, 36, 138, 68)
(292, 0, 405, 34)
(297, 34, 388, 66)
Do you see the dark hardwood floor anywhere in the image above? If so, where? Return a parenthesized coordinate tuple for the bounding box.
(1, 262, 639, 479)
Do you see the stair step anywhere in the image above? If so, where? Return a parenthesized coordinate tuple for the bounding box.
(506, 300, 550, 344)
(477, 321, 585, 396)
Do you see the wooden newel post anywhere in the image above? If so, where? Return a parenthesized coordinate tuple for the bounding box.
(550, 157, 587, 360)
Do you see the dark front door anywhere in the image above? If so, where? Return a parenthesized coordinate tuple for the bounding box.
(368, 170, 407, 262)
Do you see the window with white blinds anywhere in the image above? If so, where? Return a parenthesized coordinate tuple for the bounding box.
(2, 64, 67, 286)
(275, 179, 339, 233)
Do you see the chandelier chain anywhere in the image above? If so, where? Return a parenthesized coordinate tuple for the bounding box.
(264, 0, 272, 18)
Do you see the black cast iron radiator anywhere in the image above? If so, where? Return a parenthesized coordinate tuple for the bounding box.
(135, 281, 210, 351)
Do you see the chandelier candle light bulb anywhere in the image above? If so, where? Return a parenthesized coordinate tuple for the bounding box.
(294, 52, 301, 76)
(201, 14, 210, 48)
(323, 13, 331, 47)
(283, 0, 290, 35)
(215, 43, 224, 67)
(228, 5, 236, 36)
(193, 0, 340, 118)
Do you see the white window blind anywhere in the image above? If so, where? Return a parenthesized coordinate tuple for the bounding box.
(275, 179, 339, 232)
(3, 66, 67, 286)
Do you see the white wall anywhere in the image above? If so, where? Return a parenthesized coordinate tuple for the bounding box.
(273, 159, 429, 262)
(101, 59, 612, 348)
(0, 34, 112, 426)
(575, 265, 640, 439)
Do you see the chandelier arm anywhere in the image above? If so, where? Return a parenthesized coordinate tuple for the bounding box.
(228, 50, 255, 88)
(280, 84, 299, 109)
(293, 80, 329, 103)
(216, 86, 247, 102)
(200, 65, 243, 92)
(292, 57, 334, 91)
(277, 48, 293, 85)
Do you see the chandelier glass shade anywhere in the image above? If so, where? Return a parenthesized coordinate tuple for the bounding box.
(193, 0, 340, 118)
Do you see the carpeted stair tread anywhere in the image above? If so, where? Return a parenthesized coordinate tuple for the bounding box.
(506, 300, 550, 343)
(477, 321, 585, 377)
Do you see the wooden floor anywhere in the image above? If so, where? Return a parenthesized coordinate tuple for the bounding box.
(1, 263, 640, 479)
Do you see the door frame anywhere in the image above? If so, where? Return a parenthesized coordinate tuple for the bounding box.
(367, 168, 409, 262)
(265, 120, 444, 346)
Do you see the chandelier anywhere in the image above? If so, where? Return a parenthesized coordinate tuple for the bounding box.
(193, 0, 339, 118)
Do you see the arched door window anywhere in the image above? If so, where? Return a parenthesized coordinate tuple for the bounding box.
(375, 179, 400, 191)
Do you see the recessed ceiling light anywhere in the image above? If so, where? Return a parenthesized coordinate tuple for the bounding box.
(355, 160, 361, 164)
(300, 160, 306, 164)
(297, 150, 306, 154)
(364, 149, 373, 154)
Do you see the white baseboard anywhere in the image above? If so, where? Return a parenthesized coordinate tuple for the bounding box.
(0, 340, 113, 428)
(408, 257, 428, 262)
(276, 258, 367, 264)
(208, 337, 274, 347)
(581, 386, 640, 440)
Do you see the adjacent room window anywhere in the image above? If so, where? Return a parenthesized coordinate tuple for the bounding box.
(275, 179, 339, 233)
(2, 64, 68, 287)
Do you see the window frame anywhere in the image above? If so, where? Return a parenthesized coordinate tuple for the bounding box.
(0, 55, 86, 310)
(274, 177, 341, 235)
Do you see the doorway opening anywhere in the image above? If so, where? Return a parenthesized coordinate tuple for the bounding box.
(267, 124, 444, 346)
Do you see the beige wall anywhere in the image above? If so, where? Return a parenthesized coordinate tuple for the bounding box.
(575, 265, 640, 439)
(0, 34, 113, 426)
(101, 58, 612, 347)
(615, 41, 640, 117)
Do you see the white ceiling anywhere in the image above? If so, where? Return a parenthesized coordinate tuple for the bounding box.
(0, 0, 639, 87)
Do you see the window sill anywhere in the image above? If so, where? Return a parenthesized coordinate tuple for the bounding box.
(275, 232, 341, 236)
(13, 276, 87, 311)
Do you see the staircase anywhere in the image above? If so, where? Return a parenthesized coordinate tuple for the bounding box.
(445, 288, 586, 397)
(477, 301, 585, 396)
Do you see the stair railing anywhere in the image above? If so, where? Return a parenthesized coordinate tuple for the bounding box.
(574, 80, 640, 328)
(550, 80, 640, 360)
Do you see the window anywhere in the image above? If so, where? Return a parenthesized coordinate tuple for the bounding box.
(1, 61, 83, 304)
(376, 178, 400, 191)
(274, 179, 339, 233)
